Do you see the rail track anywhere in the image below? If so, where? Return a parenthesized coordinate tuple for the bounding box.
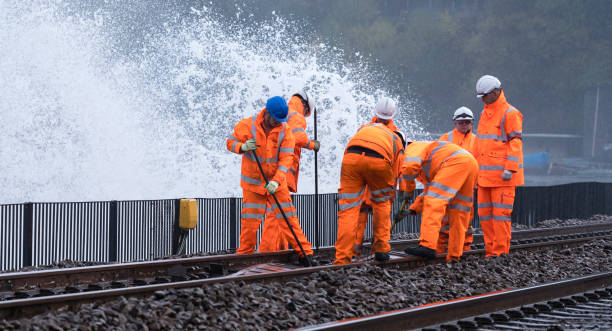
(0, 222, 611, 319)
(298, 272, 612, 330)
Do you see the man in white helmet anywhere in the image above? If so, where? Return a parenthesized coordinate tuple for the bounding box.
(351, 97, 409, 260)
(474, 75, 524, 258)
(436, 106, 479, 256)
(260, 90, 320, 251)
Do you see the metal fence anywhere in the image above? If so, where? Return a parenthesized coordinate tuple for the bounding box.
(1, 182, 611, 271)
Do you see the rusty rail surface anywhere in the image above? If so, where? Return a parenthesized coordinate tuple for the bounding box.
(0, 224, 611, 319)
(297, 272, 612, 331)
(2, 222, 611, 294)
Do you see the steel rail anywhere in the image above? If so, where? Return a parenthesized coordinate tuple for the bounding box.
(1, 222, 611, 293)
(0, 230, 611, 319)
(297, 272, 612, 331)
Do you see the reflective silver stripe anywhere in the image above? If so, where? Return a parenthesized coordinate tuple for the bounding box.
(289, 168, 297, 174)
(338, 186, 366, 200)
(371, 195, 392, 202)
(276, 202, 293, 209)
(440, 150, 469, 167)
(244, 152, 263, 162)
(500, 107, 518, 142)
(404, 156, 423, 163)
(278, 165, 289, 173)
(478, 134, 505, 141)
(479, 214, 511, 222)
(288, 112, 298, 120)
(339, 198, 363, 211)
(424, 141, 448, 181)
(480, 202, 513, 209)
(403, 174, 417, 180)
(277, 211, 297, 218)
(232, 141, 239, 152)
(241, 213, 264, 220)
(447, 130, 453, 142)
(266, 158, 278, 163)
(429, 182, 458, 195)
(279, 148, 293, 153)
(242, 203, 267, 209)
(449, 204, 471, 212)
(292, 128, 305, 133)
(455, 194, 472, 203)
(370, 186, 393, 195)
(250, 115, 257, 140)
(424, 190, 452, 201)
(479, 165, 504, 171)
(519, 164, 523, 169)
(508, 131, 522, 138)
(507, 155, 519, 162)
(241, 174, 261, 185)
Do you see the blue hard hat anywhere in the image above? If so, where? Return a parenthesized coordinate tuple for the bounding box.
(266, 96, 288, 122)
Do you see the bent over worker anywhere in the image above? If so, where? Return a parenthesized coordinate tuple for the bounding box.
(334, 122, 406, 265)
(437, 106, 478, 254)
(353, 97, 401, 258)
(265, 90, 320, 251)
(226, 96, 316, 266)
(475, 75, 524, 257)
(401, 141, 479, 262)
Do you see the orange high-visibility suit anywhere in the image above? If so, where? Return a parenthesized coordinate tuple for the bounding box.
(401, 141, 478, 261)
(265, 96, 317, 251)
(226, 108, 313, 256)
(437, 128, 478, 253)
(476, 91, 523, 257)
(353, 116, 399, 258)
(334, 123, 405, 265)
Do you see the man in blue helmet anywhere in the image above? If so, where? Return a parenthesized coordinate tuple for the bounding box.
(226, 96, 316, 266)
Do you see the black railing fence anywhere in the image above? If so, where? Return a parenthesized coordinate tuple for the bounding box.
(1, 182, 611, 271)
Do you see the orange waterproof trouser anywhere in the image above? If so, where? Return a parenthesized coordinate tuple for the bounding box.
(261, 207, 290, 251)
(238, 188, 313, 256)
(419, 155, 478, 261)
(335, 153, 394, 265)
(477, 185, 515, 257)
(437, 207, 474, 253)
(352, 203, 371, 257)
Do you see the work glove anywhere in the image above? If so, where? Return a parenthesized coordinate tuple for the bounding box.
(501, 170, 513, 181)
(312, 140, 321, 152)
(240, 139, 257, 152)
(264, 180, 280, 194)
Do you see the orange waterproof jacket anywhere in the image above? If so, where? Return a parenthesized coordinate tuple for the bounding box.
(476, 91, 524, 187)
(400, 141, 472, 212)
(286, 96, 316, 192)
(226, 108, 295, 195)
(439, 128, 478, 156)
(347, 123, 405, 188)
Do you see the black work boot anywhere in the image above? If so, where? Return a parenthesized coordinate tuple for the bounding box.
(298, 255, 319, 267)
(404, 245, 437, 260)
(374, 252, 390, 262)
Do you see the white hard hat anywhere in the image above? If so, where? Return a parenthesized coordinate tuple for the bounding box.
(393, 130, 409, 149)
(452, 106, 474, 121)
(375, 97, 397, 120)
(476, 75, 501, 98)
(294, 90, 316, 113)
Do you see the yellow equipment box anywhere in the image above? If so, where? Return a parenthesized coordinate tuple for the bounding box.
(179, 199, 198, 229)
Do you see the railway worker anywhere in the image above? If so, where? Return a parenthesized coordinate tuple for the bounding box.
(263, 90, 320, 251)
(436, 107, 478, 255)
(475, 75, 524, 257)
(401, 141, 479, 262)
(334, 117, 407, 265)
(226, 96, 317, 267)
(352, 97, 402, 259)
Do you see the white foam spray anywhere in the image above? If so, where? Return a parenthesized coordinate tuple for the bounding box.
(0, 1, 425, 203)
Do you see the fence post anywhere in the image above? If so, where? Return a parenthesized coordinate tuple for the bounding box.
(229, 198, 237, 250)
(172, 199, 181, 255)
(109, 201, 118, 262)
(23, 203, 33, 267)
